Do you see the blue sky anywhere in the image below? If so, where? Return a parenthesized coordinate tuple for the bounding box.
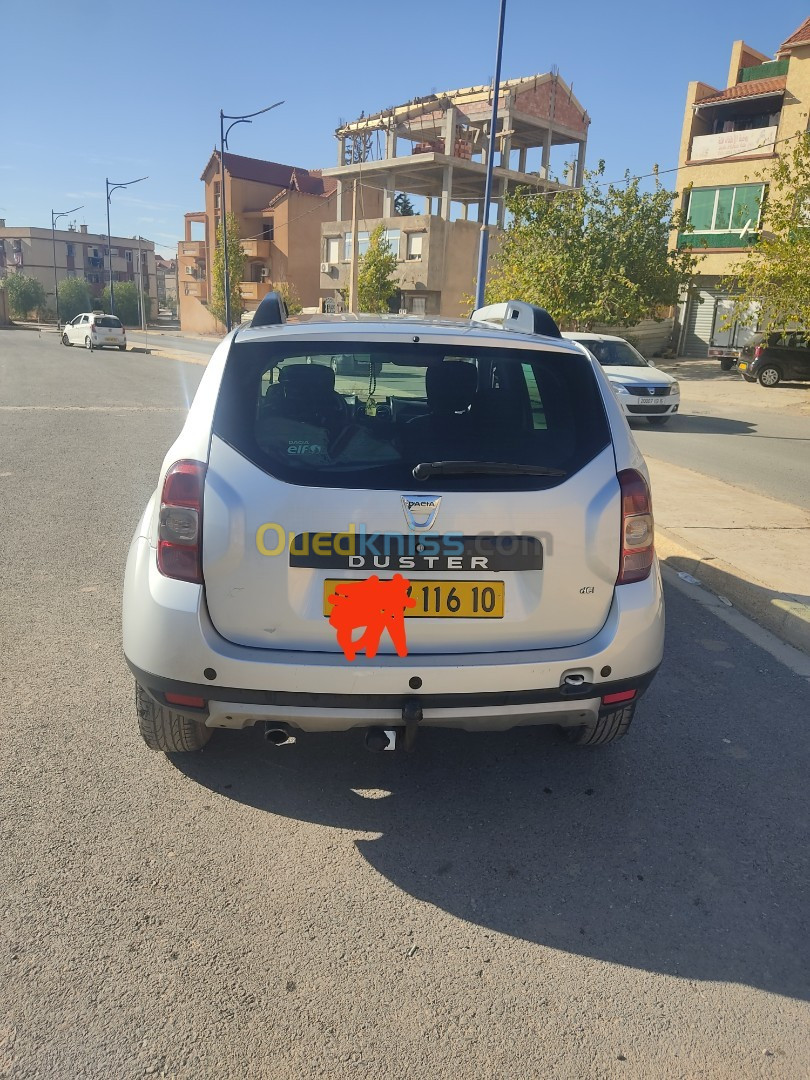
(2, 1, 807, 253)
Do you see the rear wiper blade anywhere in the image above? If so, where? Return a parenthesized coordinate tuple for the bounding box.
(412, 460, 567, 480)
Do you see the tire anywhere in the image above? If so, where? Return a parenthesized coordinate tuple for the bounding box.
(566, 702, 636, 746)
(135, 683, 212, 753)
(758, 365, 781, 388)
(741, 374, 756, 383)
(720, 358, 734, 371)
(646, 416, 670, 426)
(61, 333, 72, 347)
(85, 335, 94, 351)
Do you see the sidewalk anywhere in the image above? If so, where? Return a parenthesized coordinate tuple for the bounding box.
(648, 456, 810, 654)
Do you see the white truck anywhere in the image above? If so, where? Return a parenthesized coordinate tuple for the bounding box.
(709, 299, 760, 370)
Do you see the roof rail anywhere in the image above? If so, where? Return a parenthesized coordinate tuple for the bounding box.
(251, 290, 288, 328)
(470, 300, 561, 339)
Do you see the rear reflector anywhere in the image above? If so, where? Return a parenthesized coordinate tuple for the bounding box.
(165, 692, 206, 709)
(617, 469, 654, 585)
(157, 459, 206, 583)
(602, 689, 637, 706)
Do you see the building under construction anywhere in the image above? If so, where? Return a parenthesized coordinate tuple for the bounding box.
(319, 72, 590, 317)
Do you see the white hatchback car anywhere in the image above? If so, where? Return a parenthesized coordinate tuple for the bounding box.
(123, 297, 664, 755)
(61, 311, 126, 351)
(562, 333, 679, 425)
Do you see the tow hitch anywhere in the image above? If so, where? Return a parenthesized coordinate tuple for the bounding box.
(364, 699, 423, 753)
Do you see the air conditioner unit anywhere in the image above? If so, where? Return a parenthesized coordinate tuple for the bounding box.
(320, 262, 331, 273)
(260, 267, 269, 279)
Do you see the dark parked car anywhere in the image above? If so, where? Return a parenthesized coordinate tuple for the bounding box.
(738, 331, 810, 387)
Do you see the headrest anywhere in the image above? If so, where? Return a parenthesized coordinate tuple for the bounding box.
(426, 361, 478, 414)
(278, 363, 336, 393)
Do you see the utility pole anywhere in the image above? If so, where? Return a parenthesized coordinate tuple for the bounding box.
(475, 0, 507, 309)
(136, 235, 145, 331)
(349, 178, 359, 313)
(105, 175, 148, 314)
(51, 204, 83, 328)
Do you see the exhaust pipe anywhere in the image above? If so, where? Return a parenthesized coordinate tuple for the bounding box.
(365, 727, 397, 752)
(263, 723, 296, 746)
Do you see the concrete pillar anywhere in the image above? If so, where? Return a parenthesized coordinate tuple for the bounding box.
(425, 196, 433, 216)
(575, 141, 587, 187)
(443, 105, 457, 156)
(441, 165, 453, 220)
(461, 202, 468, 221)
(518, 147, 527, 174)
(497, 178, 508, 228)
(382, 183, 394, 217)
(385, 128, 397, 159)
(337, 136, 346, 166)
(542, 128, 552, 179)
(336, 180, 343, 221)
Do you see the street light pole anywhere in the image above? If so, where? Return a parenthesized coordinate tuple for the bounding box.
(105, 175, 148, 315)
(475, 0, 507, 309)
(51, 204, 83, 328)
(219, 101, 284, 331)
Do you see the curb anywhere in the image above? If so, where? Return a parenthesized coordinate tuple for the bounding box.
(655, 526, 810, 656)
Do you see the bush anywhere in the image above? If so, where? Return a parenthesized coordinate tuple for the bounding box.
(57, 278, 92, 323)
(1, 274, 47, 319)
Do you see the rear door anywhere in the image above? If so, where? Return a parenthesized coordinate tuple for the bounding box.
(202, 336, 621, 656)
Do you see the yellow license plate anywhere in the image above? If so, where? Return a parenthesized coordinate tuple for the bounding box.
(738, 361, 748, 370)
(323, 579, 504, 618)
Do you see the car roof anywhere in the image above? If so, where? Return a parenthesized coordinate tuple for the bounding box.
(561, 331, 629, 344)
(236, 314, 587, 354)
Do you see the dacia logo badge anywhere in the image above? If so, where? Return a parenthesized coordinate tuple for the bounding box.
(401, 495, 441, 532)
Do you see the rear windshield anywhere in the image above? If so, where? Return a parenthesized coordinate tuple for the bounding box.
(93, 316, 122, 328)
(572, 338, 649, 368)
(213, 340, 611, 491)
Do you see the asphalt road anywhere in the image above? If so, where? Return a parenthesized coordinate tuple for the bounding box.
(1, 329, 809, 1079)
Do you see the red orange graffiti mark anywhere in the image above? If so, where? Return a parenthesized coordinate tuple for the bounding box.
(327, 574, 416, 660)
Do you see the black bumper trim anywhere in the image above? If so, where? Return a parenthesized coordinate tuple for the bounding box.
(126, 659, 659, 712)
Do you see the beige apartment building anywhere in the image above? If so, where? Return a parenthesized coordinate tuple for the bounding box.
(319, 73, 590, 318)
(0, 220, 157, 318)
(673, 16, 810, 354)
(178, 153, 343, 333)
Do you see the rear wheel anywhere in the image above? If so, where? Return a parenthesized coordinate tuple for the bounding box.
(61, 333, 72, 347)
(566, 702, 636, 746)
(84, 335, 93, 351)
(135, 683, 212, 753)
(720, 358, 735, 371)
(646, 416, 670, 426)
(758, 365, 781, 388)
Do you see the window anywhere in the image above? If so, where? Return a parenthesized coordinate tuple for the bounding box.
(214, 182, 221, 211)
(687, 184, 764, 233)
(343, 232, 369, 260)
(410, 296, 427, 316)
(125, 250, 133, 262)
(213, 340, 610, 492)
(357, 231, 370, 257)
(326, 237, 340, 265)
(66, 244, 74, 257)
(407, 232, 424, 260)
(384, 229, 400, 258)
(262, 219, 274, 242)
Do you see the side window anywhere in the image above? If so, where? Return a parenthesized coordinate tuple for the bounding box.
(80, 314, 88, 324)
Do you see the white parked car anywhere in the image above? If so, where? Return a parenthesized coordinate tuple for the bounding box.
(123, 297, 664, 755)
(562, 333, 679, 425)
(61, 311, 126, 351)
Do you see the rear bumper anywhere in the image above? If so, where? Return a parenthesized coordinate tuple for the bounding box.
(123, 534, 665, 732)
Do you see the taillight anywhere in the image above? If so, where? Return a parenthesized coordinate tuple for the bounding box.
(754, 345, 763, 359)
(617, 469, 654, 585)
(165, 692, 206, 709)
(602, 689, 637, 706)
(157, 460, 206, 583)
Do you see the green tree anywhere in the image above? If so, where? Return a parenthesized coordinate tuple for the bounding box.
(57, 277, 92, 324)
(723, 133, 810, 333)
(210, 213, 245, 327)
(394, 192, 416, 216)
(357, 224, 398, 313)
(1, 274, 47, 319)
(101, 281, 151, 327)
(271, 279, 303, 316)
(485, 162, 699, 329)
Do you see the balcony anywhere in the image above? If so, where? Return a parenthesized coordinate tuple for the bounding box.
(240, 280, 273, 302)
(690, 125, 777, 163)
(241, 239, 271, 259)
(180, 241, 206, 258)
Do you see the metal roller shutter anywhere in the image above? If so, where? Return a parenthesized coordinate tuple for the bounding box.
(684, 290, 717, 357)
